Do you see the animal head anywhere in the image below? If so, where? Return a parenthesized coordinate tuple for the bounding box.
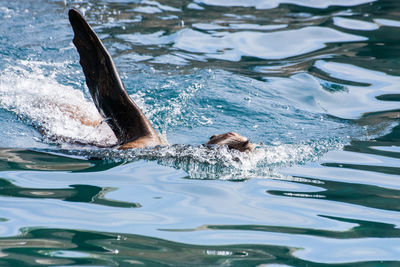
(206, 132, 254, 152)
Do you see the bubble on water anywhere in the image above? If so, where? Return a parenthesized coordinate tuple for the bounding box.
(0, 60, 117, 147)
(60, 138, 344, 180)
(0, 60, 347, 179)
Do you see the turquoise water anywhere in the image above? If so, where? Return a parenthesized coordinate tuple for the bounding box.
(0, 0, 400, 265)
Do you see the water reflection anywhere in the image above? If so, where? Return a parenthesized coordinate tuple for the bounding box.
(55, 0, 400, 78)
(163, 214, 400, 239)
(0, 0, 400, 266)
(0, 228, 287, 266)
(0, 226, 397, 266)
(268, 176, 400, 212)
(0, 148, 121, 172)
(0, 177, 139, 208)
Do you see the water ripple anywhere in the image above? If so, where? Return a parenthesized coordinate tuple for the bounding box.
(0, 0, 399, 265)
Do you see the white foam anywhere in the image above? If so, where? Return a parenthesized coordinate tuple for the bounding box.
(0, 60, 117, 147)
(0, 60, 345, 179)
(67, 139, 344, 180)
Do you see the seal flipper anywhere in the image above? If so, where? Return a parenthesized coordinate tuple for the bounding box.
(68, 9, 160, 146)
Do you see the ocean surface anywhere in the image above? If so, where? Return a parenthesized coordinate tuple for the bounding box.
(0, 0, 399, 266)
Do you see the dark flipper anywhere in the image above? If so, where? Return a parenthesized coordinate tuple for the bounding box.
(68, 9, 159, 145)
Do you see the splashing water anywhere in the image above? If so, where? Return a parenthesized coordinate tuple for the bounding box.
(58, 138, 344, 180)
(1, 1, 400, 266)
(0, 60, 117, 147)
(0, 59, 358, 179)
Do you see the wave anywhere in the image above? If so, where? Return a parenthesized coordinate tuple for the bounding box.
(0, 59, 384, 179)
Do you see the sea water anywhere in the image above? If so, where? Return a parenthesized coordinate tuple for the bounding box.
(0, 0, 399, 265)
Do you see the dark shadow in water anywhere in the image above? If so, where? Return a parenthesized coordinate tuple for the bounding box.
(319, 104, 400, 182)
(322, 162, 400, 176)
(0, 177, 139, 208)
(321, 114, 400, 175)
(0, 148, 121, 172)
(338, 128, 400, 171)
(267, 176, 400, 212)
(0, 227, 397, 267)
(162, 213, 400, 240)
(375, 123, 400, 144)
(345, 140, 400, 159)
(376, 94, 400, 102)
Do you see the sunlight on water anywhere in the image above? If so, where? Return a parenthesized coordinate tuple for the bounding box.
(194, 0, 377, 9)
(0, 0, 399, 266)
(174, 26, 366, 61)
(0, 59, 351, 179)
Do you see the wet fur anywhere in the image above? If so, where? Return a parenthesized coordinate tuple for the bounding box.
(68, 9, 253, 152)
(207, 132, 254, 152)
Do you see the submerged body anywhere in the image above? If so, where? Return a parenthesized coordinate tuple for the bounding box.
(68, 9, 253, 152)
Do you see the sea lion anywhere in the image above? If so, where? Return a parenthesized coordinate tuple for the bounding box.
(68, 9, 253, 152)
(207, 132, 254, 152)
